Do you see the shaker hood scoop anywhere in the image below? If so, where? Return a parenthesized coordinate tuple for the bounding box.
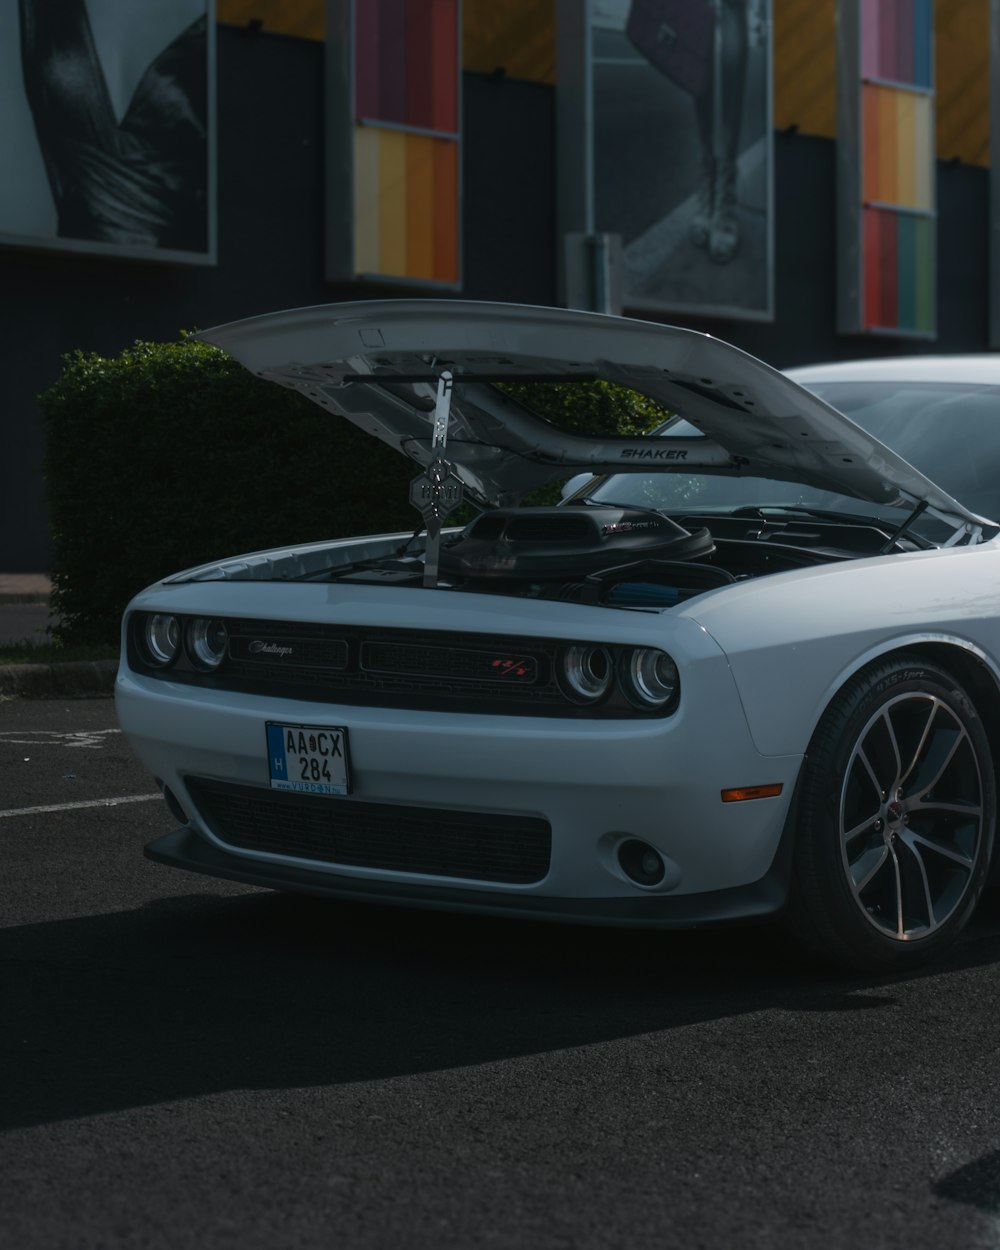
(199, 300, 990, 526)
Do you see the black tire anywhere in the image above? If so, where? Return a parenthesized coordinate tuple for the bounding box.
(787, 654, 996, 974)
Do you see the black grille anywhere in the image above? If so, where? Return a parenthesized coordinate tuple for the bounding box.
(361, 641, 537, 684)
(230, 634, 348, 670)
(217, 620, 574, 714)
(187, 778, 551, 884)
(128, 617, 673, 718)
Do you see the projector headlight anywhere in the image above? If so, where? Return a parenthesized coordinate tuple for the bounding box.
(620, 648, 679, 710)
(139, 613, 180, 668)
(187, 618, 229, 671)
(559, 644, 614, 704)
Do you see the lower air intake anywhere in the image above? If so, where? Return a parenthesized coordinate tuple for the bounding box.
(186, 778, 552, 885)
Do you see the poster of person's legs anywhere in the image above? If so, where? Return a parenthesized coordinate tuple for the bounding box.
(591, 0, 772, 320)
(0, 0, 215, 262)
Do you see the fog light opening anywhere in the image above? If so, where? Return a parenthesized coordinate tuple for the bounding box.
(162, 786, 189, 826)
(617, 838, 666, 888)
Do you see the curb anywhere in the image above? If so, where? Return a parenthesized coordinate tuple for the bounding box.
(0, 593, 50, 605)
(0, 659, 118, 698)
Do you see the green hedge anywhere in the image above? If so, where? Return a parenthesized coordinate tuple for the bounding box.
(41, 336, 666, 644)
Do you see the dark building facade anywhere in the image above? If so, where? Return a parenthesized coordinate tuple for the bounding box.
(0, 3, 992, 571)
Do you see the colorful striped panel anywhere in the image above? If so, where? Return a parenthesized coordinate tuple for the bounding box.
(861, 0, 932, 88)
(862, 83, 932, 209)
(862, 207, 933, 332)
(353, 127, 458, 282)
(355, 0, 459, 132)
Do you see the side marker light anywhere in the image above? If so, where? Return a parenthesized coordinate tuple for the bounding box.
(721, 784, 784, 803)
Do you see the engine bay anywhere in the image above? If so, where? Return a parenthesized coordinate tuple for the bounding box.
(318, 502, 902, 610)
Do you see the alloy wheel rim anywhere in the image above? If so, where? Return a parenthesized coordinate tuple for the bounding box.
(839, 692, 984, 942)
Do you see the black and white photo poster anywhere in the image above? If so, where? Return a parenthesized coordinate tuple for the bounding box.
(582, 0, 773, 320)
(0, 0, 215, 262)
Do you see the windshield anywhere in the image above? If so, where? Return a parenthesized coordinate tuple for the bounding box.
(801, 381, 1000, 520)
(585, 380, 1000, 537)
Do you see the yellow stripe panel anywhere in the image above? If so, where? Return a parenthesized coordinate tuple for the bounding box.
(378, 130, 408, 277)
(354, 127, 381, 274)
(862, 84, 879, 202)
(912, 94, 933, 210)
(895, 92, 916, 207)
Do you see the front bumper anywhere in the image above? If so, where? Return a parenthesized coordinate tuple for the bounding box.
(146, 823, 794, 928)
(117, 599, 806, 913)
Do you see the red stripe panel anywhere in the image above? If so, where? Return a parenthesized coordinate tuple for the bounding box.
(355, 0, 380, 121)
(430, 0, 458, 133)
(405, 0, 435, 129)
(379, 0, 406, 124)
(863, 208, 882, 327)
(864, 207, 902, 328)
(879, 209, 899, 326)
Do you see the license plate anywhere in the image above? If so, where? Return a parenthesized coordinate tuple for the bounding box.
(266, 722, 350, 795)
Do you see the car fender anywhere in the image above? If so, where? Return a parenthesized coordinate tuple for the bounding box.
(684, 544, 1000, 757)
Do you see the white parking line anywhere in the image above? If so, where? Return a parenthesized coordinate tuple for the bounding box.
(0, 794, 160, 819)
(0, 728, 122, 750)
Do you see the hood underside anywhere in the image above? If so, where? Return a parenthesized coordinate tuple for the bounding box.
(199, 300, 988, 527)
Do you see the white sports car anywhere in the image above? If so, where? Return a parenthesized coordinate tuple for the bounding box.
(116, 302, 1000, 973)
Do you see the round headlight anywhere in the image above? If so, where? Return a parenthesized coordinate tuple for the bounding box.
(621, 648, 679, 709)
(187, 618, 229, 670)
(559, 644, 613, 704)
(140, 613, 180, 667)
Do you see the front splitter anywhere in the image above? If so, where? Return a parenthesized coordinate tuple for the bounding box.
(145, 826, 791, 930)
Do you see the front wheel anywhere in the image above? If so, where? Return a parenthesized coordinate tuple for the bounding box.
(788, 655, 996, 973)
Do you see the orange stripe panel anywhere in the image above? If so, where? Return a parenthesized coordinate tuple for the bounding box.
(432, 139, 458, 283)
(878, 85, 898, 203)
(406, 135, 436, 279)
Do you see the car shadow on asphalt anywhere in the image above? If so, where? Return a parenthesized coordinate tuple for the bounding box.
(3, 887, 1000, 1131)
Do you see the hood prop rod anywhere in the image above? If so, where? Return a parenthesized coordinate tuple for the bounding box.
(879, 500, 928, 553)
(409, 370, 465, 588)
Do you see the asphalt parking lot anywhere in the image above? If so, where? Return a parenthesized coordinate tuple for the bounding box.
(3, 694, 1000, 1249)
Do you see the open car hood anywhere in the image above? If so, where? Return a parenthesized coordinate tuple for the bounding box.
(199, 300, 989, 528)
